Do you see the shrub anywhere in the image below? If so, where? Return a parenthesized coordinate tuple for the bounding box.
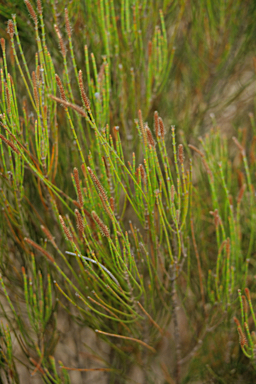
(0, 1, 256, 383)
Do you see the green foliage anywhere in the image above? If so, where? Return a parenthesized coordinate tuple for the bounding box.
(0, 0, 256, 383)
(235, 288, 256, 366)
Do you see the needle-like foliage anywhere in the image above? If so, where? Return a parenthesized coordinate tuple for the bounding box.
(0, 1, 256, 383)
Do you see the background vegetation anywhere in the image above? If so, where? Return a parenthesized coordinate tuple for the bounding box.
(0, 0, 256, 383)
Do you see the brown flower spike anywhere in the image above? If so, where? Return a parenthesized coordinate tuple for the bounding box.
(78, 70, 90, 110)
(73, 168, 83, 208)
(91, 211, 110, 238)
(24, 0, 38, 25)
(59, 215, 73, 241)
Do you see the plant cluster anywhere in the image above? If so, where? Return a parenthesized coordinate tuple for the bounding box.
(0, 1, 256, 383)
